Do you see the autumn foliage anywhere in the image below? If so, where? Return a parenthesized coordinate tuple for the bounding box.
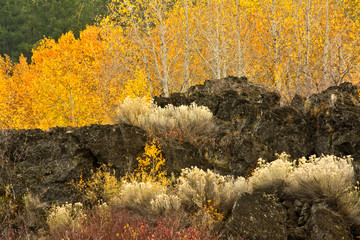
(1, 0, 360, 129)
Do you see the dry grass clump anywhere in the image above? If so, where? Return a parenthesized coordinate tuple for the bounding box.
(150, 193, 181, 215)
(118, 181, 167, 211)
(248, 153, 293, 193)
(248, 153, 360, 224)
(176, 167, 251, 214)
(47, 202, 86, 235)
(285, 155, 355, 203)
(339, 184, 360, 224)
(283, 154, 360, 223)
(138, 103, 215, 141)
(114, 97, 151, 126)
(115, 98, 216, 144)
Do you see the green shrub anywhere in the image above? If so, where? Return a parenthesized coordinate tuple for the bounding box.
(176, 167, 250, 214)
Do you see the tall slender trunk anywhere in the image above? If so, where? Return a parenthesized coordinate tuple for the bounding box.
(322, 0, 330, 91)
(304, 0, 311, 86)
(184, 0, 191, 91)
(236, 0, 245, 77)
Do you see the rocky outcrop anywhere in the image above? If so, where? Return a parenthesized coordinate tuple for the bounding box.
(155, 76, 360, 177)
(1, 76, 360, 239)
(222, 193, 353, 240)
(305, 204, 353, 240)
(222, 192, 288, 240)
(0, 124, 214, 204)
(0, 124, 147, 203)
(283, 200, 353, 240)
(3, 76, 359, 203)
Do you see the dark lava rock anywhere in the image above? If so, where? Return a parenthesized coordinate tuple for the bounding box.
(155, 76, 360, 178)
(2, 76, 360, 201)
(304, 82, 360, 165)
(1, 76, 360, 239)
(222, 192, 287, 240)
(0, 123, 214, 204)
(0, 124, 147, 203)
(304, 204, 353, 240)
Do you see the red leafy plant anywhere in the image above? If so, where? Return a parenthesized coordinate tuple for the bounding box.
(43, 204, 218, 240)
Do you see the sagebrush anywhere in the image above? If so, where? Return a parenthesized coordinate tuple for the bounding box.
(176, 167, 251, 214)
(248, 154, 360, 224)
(115, 98, 216, 144)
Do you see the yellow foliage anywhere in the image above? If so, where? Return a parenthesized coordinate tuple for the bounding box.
(1, 0, 360, 129)
(121, 67, 152, 102)
(30, 27, 109, 129)
(124, 139, 169, 186)
(0, 55, 34, 129)
(76, 165, 121, 205)
(203, 200, 224, 223)
(193, 199, 224, 231)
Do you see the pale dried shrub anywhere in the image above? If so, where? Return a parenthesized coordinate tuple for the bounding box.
(47, 202, 86, 233)
(285, 155, 355, 203)
(150, 193, 181, 215)
(249, 153, 294, 193)
(176, 167, 250, 214)
(115, 99, 216, 144)
(339, 184, 360, 224)
(249, 154, 360, 224)
(119, 181, 167, 211)
(138, 103, 215, 140)
(114, 97, 151, 126)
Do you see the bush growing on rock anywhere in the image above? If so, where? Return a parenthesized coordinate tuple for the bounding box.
(75, 165, 121, 205)
(284, 155, 360, 224)
(115, 98, 216, 144)
(340, 184, 360, 224)
(285, 155, 354, 203)
(176, 167, 251, 215)
(248, 154, 360, 224)
(114, 97, 151, 126)
(118, 181, 167, 212)
(248, 153, 293, 193)
(47, 202, 86, 235)
(125, 138, 169, 185)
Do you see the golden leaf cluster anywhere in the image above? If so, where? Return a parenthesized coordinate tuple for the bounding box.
(1, 0, 359, 129)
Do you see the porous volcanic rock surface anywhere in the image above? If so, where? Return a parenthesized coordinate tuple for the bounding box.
(0, 124, 148, 203)
(155, 76, 360, 177)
